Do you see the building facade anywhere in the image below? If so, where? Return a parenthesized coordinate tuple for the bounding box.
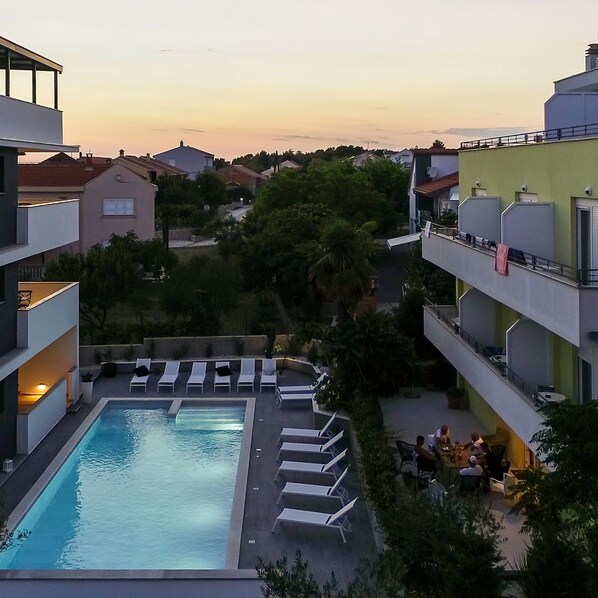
(0, 37, 80, 461)
(422, 136, 598, 468)
(154, 141, 214, 179)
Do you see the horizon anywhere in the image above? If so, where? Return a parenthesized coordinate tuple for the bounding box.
(5, 1, 598, 160)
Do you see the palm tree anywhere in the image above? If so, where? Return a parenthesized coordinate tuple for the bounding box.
(308, 218, 378, 319)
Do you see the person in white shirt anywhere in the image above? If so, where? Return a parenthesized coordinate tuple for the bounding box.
(459, 455, 483, 477)
(433, 424, 451, 449)
(464, 432, 484, 456)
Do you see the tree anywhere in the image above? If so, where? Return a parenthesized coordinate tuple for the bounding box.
(196, 171, 227, 209)
(512, 401, 598, 596)
(361, 158, 410, 223)
(45, 243, 140, 343)
(308, 218, 378, 319)
(430, 139, 445, 149)
(160, 255, 240, 335)
(155, 174, 201, 248)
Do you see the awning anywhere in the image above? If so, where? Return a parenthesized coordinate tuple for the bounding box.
(386, 232, 422, 250)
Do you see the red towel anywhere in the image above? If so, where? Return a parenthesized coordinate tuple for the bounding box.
(495, 244, 509, 275)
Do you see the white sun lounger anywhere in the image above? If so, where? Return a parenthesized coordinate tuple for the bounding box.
(186, 362, 207, 393)
(129, 358, 151, 392)
(277, 392, 315, 408)
(277, 372, 328, 394)
(260, 358, 278, 391)
(277, 467, 350, 506)
(272, 497, 358, 543)
(275, 449, 347, 482)
(157, 361, 180, 392)
(237, 358, 256, 392)
(214, 361, 232, 392)
(277, 431, 344, 461)
(278, 412, 337, 444)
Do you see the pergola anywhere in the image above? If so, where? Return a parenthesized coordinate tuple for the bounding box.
(0, 35, 62, 109)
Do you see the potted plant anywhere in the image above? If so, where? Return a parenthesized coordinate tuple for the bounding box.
(81, 371, 94, 404)
(447, 386, 467, 409)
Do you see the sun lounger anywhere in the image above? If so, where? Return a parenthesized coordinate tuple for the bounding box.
(277, 467, 349, 506)
(214, 361, 232, 392)
(271, 498, 358, 543)
(278, 412, 337, 444)
(186, 362, 207, 393)
(129, 358, 151, 392)
(277, 431, 344, 461)
(277, 392, 315, 408)
(277, 372, 328, 394)
(157, 361, 180, 392)
(260, 358, 278, 391)
(237, 358, 256, 392)
(275, 449, 348, 482)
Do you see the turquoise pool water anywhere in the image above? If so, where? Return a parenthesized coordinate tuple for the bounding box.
(0, 405, 245, 570)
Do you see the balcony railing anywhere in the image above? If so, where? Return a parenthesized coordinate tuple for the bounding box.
(425, 299, 537, 401)
(428, 223, 598, 285)
(460, 122, 598, 150)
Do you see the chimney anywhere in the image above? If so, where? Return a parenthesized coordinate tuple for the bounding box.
(146, 153, 151, 160)
(119, 149, 124, 157)
(180, 140, 184, 147)
(85, 152, 93, 170)
(586, 43, 598, 71)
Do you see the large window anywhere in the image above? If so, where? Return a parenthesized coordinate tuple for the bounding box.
(103, 198, 134, 216)
(0, 157, 5, 193)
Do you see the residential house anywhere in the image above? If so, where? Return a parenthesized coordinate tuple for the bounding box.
(386, 148, 413, 169)
(114, 149, 188, 183)
(19, 152, 156, 255)
(0, 36, 80, 461)
(422, 133, 598, 469)
(351, 151, 378, 168)
(216, 164, 267, 194)
(408, 149, 458, 232)
(413, 171, 459, 223)
(154, 140, 214, 179)
(261, 159, 301, 179)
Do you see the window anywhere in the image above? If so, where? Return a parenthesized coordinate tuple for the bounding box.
(0, 157, 4, 193)
(103, 198, 134, 216)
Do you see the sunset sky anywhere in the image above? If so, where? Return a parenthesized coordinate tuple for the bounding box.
(5, 1, 598, 160)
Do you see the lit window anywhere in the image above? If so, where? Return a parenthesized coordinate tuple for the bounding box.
(103, 198, 134, 216)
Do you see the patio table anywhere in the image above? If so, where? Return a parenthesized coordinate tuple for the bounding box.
(437, 443, 470, 471)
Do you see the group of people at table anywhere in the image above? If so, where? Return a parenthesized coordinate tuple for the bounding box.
(413, 425, 510, 486)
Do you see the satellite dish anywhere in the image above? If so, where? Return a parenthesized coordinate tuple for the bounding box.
(427, 167, 438, 179)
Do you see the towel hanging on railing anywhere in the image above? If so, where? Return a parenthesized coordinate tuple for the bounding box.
(495, 244, 509, 275)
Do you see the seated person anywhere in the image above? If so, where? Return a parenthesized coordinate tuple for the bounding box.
(480, 442, 511, 480)
(464, 432, 484, 455)
(414, 435, 438, 473)
(433, 424, 451, 449)
(459, 455, 483, 477)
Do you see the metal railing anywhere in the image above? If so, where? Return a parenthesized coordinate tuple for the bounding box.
(460, 122, 598, 150)
(19, 264, 46, 282)
(424, 299, 537, 403)
(428, 224, 598, 286)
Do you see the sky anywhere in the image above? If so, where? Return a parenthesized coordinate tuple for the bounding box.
(5, 1, 598, 160)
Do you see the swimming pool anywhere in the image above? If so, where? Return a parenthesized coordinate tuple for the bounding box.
(0, 401, 252, 570)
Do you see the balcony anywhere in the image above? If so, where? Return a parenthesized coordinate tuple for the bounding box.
(16, 282, 78, 353)
(422, 227, 598, 347)
(0, 200, 78, 266)
(423, 303, 543, 451)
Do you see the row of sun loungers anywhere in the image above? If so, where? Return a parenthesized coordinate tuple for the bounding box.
(128, 358, 280, 393)
(275, 372, 329, 408)
(272, 412, 358, 543)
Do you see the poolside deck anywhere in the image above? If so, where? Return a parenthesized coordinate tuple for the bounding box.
(0, 365, 377, 589)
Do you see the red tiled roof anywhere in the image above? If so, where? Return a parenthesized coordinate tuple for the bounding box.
(19, 160, 113, 187)
(216, 164, 267, 183)
(414, 171, 459, 196)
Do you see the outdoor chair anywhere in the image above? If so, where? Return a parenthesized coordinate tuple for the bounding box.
(396, 440, 416, 472)
(489, 472, 516, 499)
(272, 498, 358, 543)
(129, 358, 152, 392)
(186, 362, 207, 393)
(214, 361, 232, 392)
(277, 467, 350, 506)
(260, 358, 278, 391)
(279, 412, 337, 444)
(275, 449, 348, 482)
(459, 474, 482, 501)
(277, 392, 315, 408)
(277, 430, 344, 461)
(277, 372, 329, 394)
(157, 361, 180, 392)
(237, 358, 256, 392)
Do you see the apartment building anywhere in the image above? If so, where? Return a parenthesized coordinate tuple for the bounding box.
(0, 36, 79, 461)
(422, 135, 598, 467)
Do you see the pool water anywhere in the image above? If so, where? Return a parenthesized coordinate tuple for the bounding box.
(0, 405, 245, 570)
